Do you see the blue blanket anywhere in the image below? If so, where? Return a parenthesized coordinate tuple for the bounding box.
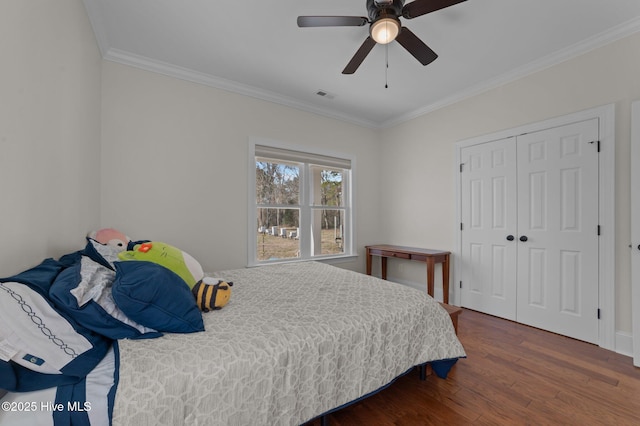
(0, 255, 116, 425)
(0, 239, 204, 426)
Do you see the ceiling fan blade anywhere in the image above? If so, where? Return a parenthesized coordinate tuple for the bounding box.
(342, 37, 377, 74)
(395, 27, 438, 66)
(402, 0, 466, 19)
(297, 16, 368, 27)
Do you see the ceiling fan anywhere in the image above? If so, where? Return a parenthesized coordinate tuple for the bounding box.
(297, 0, 466, 74)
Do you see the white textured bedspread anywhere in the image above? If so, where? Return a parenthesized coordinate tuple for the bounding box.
(113, 261, 465, 426)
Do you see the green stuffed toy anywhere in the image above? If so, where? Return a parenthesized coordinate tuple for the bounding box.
(118, 241, 204, 288)
(118, 241, 233, 311)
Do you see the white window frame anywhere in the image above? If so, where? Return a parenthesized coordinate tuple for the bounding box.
(248, 139, 355, 266)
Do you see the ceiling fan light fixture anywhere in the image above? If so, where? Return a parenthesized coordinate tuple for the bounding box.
(370, 17, 400, 44)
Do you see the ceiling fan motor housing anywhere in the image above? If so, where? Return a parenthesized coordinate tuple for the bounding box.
(368, 0, 405, 21)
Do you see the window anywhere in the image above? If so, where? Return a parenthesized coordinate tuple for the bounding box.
(249, 141, 354, 265)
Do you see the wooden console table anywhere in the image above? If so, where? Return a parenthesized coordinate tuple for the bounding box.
(365, 245, 451, 304)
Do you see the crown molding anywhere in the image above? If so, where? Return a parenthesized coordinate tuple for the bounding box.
(102, 48, 378, 129)
(380, 15, 640, 128)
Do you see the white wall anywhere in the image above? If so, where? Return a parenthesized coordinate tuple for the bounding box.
(100, 61, 380, 273)
(0, 0, 102, 276)
(3, 0, 637, 340)
(378, 31, 640, 334)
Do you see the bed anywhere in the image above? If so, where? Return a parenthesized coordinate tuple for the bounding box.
(0, 240, 465, 426)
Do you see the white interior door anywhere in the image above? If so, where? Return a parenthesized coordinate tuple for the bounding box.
(631, 101, 640, 366)
(460, 138, 518, 320)
(515, 119, 600, 344)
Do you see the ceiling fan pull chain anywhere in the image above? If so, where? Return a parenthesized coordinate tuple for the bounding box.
(385, 43, 389, 89)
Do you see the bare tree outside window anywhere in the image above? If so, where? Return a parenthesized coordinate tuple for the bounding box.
(251, 144, 352, 264)
(256, 160, 301, 260)
(313, 168, 345, 255)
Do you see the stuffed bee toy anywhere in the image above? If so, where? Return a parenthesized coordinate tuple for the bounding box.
(192, 277, 233, 312)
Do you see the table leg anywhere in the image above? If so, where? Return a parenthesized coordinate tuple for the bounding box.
(426, 257, 435, 298)
(366, 248, 372, 275)
(442, 254, 450, 304)
(381, 257, 387, 280)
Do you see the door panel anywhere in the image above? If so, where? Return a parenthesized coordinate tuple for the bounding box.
(527, 248, 547, 307)
(560, 250, 580, 313)
(516, 119, 599, 343)
(460, 138, 517, 320)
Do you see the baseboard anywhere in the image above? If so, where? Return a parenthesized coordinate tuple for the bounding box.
(387, 276, 445, 303)
(389, 276, 635, 359)
(615, 330, 633, 357)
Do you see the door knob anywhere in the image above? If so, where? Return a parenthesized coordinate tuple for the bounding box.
(506, 235, 514, 241)
(519, 235, 528, 242)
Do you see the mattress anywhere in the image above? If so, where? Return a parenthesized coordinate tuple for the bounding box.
(112, 261, 466, 426)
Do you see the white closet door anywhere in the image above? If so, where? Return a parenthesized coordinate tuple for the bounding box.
(516, 119, 600, 343)
(460, 138, 518, 320)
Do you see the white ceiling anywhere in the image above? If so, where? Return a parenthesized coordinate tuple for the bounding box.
(82, 0, 640, 128)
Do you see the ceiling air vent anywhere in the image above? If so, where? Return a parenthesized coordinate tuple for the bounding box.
(315, 90, 335, 100)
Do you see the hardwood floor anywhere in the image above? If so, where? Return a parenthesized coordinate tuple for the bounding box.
(303, 308, 640, 425)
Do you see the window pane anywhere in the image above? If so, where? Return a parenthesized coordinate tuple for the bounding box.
(257, 208, 300, 261)
(312, 209, 345, 256)
(311, 166, 344, 207)
(251, 143, 353, 265)
(256, 160, 299, 205)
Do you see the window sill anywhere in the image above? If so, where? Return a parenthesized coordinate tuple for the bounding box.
(248, 254, 358, 268)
